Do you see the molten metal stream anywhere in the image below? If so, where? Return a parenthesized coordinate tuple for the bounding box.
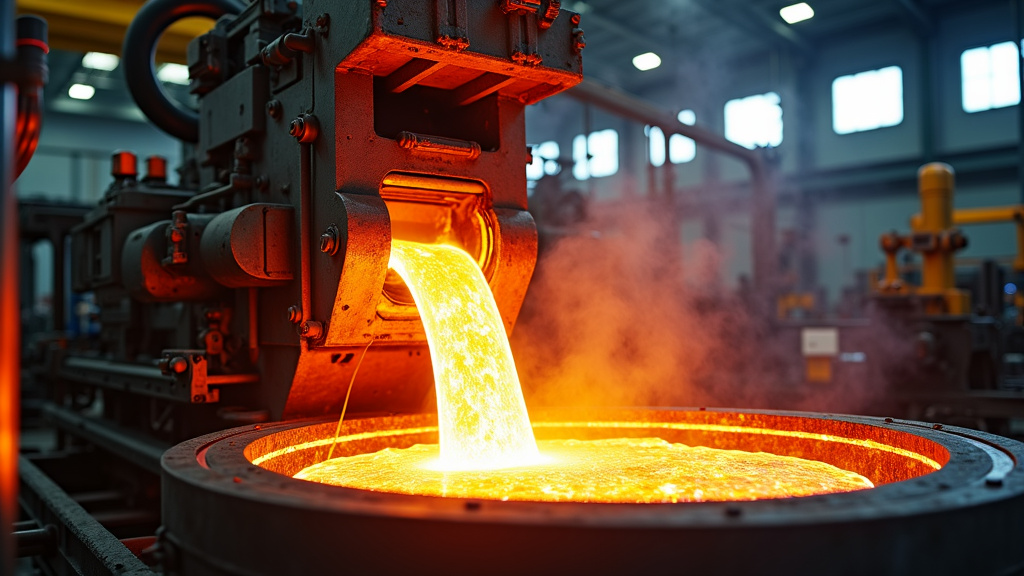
(387, 240, 539, 470)
(295, 241, 875, 502)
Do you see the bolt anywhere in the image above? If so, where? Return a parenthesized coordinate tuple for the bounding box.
(570, 13, 581, 25)
(320, 225, 340, 255)
(289, 114, 320, 143)
(169, 357, 189, 374)
(884, 417, 894, 423)
(300, 320, 324, 339)
(286, 305, 302, 324)
(932, 423, 943, 430)
(266, 99, 282, 119)
(572, 30, 586, 53)
(316, 13, 331, 34)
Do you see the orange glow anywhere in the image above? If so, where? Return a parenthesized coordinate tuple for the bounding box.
(292, 242, 887, 502)
(262, 421, 941, 471)
(294, 437, 874, 503)
(387, 240, 538, 470)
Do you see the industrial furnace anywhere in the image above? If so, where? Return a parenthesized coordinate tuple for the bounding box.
(7, 1, 1024, 575)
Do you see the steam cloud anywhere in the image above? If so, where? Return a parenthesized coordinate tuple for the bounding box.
(510, 200, 913, 416)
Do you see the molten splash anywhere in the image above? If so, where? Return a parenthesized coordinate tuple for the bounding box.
(387, 240, 538, 470)
(295, 437, 873, 502)
(295, 241, 876, 501)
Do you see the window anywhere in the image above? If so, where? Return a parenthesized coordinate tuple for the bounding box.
(724, 92, 783, 149)
(527, 141, 560, 181)
(646, 110, 697, 166)
(961, 41, 1021, 113)
(573, 129, 619, 180)
(832, 66, 904, 134)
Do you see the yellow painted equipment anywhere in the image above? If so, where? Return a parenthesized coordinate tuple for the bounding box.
(877, 163, 970, 316)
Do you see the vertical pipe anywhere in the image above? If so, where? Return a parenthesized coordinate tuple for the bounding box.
(299, 143, 312, 328)
(917, 162, 955, 294)
(0, 0, 19, 571)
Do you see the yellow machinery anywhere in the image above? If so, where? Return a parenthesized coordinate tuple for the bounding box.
(878, 162, 1023, 319)
(878, 163, 971, 315)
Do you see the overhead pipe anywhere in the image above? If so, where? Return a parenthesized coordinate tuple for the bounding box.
(566, 78, 778, 291)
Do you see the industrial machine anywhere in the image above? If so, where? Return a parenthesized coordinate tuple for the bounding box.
(9, 2, 1024, 575)
(871, 163, 1024, 422)
(52, 0, 581, 438)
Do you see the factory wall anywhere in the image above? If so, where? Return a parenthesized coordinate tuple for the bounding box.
(527, 1, 1023, 308)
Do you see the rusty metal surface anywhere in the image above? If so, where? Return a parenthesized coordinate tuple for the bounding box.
(160, 408, 1024, 576)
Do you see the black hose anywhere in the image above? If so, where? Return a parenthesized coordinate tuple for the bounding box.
(122, 0, 247, 142)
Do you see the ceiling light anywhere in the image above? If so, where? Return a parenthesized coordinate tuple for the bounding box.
(81, 52, 119, 71)
(780, 2, 814, 24)
(632, 52, 662, 71)
(68, 83, 96, 100)
(157, 63, 190, 85)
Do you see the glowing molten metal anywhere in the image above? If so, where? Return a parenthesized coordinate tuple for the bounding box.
(386, 240, 539, 469)
(295, 241, 875, 501)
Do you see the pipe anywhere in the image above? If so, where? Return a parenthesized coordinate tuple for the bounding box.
(0, 0, 18, 573)
(14, 526, 55, 557)
(299, 143, 312, 330)
(14, 16, 47, 178)
(566, 79, 777, 290)
(122, 0, 246, 142)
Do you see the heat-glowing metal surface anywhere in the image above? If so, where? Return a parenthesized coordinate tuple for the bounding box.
(388, 240, 538, 469)
(294, 437, 874, 502)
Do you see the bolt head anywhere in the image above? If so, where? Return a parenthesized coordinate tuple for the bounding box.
(266, 100, 282, 119)
(289, 118, 304, 137)
(287, 305, 302, 324)
(300, 320, 324, 339)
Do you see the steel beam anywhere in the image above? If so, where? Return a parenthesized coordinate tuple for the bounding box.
(18, 457, 153, 575)
(691, 0, 812, 56)
(42, 404, 168, 475)
(893, 0, 932, 34)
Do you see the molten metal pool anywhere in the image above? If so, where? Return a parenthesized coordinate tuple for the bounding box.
(293, 436, 873, 503)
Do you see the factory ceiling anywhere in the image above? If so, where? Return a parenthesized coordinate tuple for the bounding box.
(14, 0, 997, 123)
